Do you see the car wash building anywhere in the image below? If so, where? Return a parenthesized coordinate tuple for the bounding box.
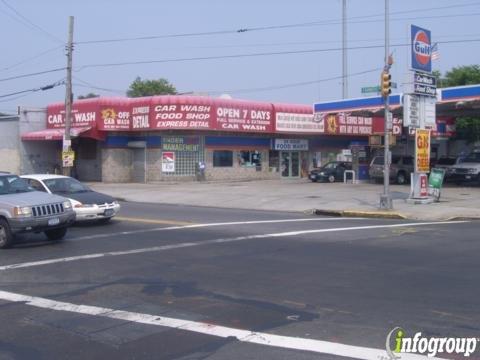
(19, 95, 381, 182)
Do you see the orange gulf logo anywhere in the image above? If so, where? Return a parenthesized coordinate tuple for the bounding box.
(327, 115, 337, 134)
(101, 108, 117, 121)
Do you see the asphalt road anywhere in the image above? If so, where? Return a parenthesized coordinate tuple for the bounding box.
(0, 202, 479, 360)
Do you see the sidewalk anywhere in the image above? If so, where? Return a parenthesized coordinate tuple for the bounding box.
(88, 179, 480, 221)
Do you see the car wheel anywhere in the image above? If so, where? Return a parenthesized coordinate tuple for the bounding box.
(328, 175, 335, 183)
(0, 218, 14, 249)
(396, 172, 407, 185)
(44, 227, 67, 241)
(98, 217, 112, 224)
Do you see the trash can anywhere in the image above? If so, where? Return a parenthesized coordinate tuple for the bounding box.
(358, 164, 369, 180)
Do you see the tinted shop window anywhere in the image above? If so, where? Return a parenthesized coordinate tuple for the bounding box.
(239, 150, 261, 167)
(78, 138, 97, 160)
(213, 150, 233, 167)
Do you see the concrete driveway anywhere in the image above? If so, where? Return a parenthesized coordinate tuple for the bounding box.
(88, 179, 480, 221)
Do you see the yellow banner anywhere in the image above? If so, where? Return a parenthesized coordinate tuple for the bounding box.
(62, 150, 75, 168)
(415, 129, 430, 173)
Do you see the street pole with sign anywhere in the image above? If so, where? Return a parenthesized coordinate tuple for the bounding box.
(407, 24, 437, 203)
(379, 0, 393, 210)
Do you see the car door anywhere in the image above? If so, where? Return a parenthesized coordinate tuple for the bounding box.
(336, 163, 345, 179)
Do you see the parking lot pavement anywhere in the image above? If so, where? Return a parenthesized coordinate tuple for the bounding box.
(0, 202, 479, 359)
(88, 179, 480, 221)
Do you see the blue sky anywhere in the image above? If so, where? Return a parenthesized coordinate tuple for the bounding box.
(0, 0, 479, 114)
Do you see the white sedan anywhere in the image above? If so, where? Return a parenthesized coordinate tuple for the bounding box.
(21, 174, 120, 222)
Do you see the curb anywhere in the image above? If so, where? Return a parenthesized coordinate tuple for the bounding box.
(444, 216, 480, 221)
(314, 209, 407, 220)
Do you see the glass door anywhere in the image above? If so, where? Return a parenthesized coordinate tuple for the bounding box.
(280, 151, 300, 178)
(281, 152, 290, 177)
(291, 152, 300, 177)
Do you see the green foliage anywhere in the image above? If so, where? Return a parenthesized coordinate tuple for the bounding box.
(127, 77, 177, 97)
(434, 65, 480, 143)
(77, 92, 100, 100)
(455, 117, 480, 143)
(434, 65, 480, 88)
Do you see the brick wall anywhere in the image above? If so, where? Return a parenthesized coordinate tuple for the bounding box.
(101, 148, 133, 182)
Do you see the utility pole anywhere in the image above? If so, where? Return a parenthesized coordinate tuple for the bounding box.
(63, 15, 74, 176)
(342, 0, 348, 99)
(379, 0, 392, 209)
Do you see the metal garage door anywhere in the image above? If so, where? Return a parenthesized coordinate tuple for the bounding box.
(132, 148, 145, 183)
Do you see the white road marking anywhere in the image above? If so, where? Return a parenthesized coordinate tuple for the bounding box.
(0, 289, 442, 360)
(0, 221, 466, 272)
(69, 217, 368, 242)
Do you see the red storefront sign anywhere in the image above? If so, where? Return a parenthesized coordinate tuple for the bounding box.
(372, 116, 403, 135)
(214, 99, 274, 133)
(319, 113, 374, 136)
(47, 100, 98, 129)
(98, 98, 131, 131)
(150, 96, 214, 131)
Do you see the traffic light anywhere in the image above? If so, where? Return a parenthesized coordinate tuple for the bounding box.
(381, 71, 391, 98)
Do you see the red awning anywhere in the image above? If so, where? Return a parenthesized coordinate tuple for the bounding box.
(21, 127, 95, 141)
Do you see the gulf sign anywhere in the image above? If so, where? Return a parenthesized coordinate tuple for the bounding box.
(411, 25, 432, 73)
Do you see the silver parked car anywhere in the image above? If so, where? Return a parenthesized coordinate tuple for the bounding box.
(369, 155, 414, 185)
(0, 174, 75, 248)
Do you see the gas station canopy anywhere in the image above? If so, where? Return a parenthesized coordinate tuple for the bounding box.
(314, 84, 480, 118)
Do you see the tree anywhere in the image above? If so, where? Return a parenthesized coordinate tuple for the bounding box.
(126, 77, 177, 97)
(434, 65, 480, 143)
(434, 65, 480, 89)
(77, 93, 100, 100)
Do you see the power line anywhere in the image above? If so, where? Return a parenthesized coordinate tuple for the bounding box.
(0, 93, 31, 103)
(206, 68, 383, 95)
(76, 38, 480, 71)
(75, 2, 480, 45)
(72, 67, 383, 97)
(167, 32, 480, 51)
(0, 67, 66, 83)
(73, 76, 125, 95)
(0, 0, 64, 44)
(0, 79, 65, 99)
(0, 45, 63, 72)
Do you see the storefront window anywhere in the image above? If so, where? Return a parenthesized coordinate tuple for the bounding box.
(239, 150, 261, 167)
(213, 150, 233, 167)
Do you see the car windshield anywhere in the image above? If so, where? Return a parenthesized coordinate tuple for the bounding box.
(436, 158, 456, 166)
(372, 157, 384, 165)
(461, 153, 480, 163)
(43, 177, 91, 194)
(0, 175, 35, 195)
(322, 162, 338, 169)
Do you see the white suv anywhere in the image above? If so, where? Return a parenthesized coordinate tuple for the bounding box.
(449, 151, 480, 184)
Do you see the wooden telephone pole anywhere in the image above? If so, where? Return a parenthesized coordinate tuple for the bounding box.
(63, 16, 74, 176)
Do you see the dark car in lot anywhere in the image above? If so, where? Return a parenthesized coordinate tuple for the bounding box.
(309, 161, 352, 183)
(369, 155, 414, 185)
